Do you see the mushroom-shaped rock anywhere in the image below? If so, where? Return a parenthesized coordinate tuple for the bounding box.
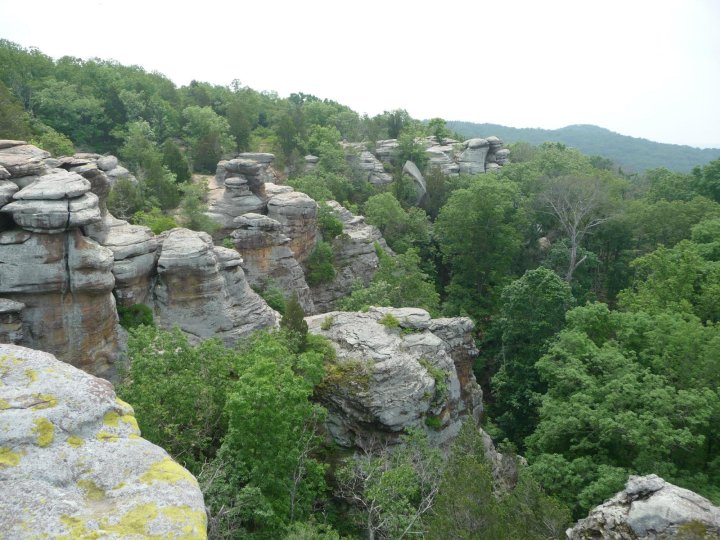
(0, 344, 207, 540)
(0, 143, 50, 178)
(306, 307, 482, 450)
(567, 475, 720, 539)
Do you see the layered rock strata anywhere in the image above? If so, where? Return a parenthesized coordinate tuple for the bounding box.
(0, 344, 207, 539)
(306, 307, 482, 450)
(568, 475, 720, 539)
(153, 228, 279, 343)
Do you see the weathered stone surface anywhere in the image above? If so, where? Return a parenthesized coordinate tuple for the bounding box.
(266, 191, 318, 264)
(0, 298, 24, 344)
(87, 215, 159, 306)
(375, 139, 399, 163)
(304, 154, 319, 172)
(307, 307, 482, 450)
(568, 475, 720, 539)
(3, 189, 101, 234)
(96, 154, 118, 171)
(231, 213, 314, 313)
(427, 145, 460, 175)
(0, 229, 120, 378)
(153, 228, 279, 344)
(402, 160, 427, 203)
(0, 140, 27, 150)
(354, 150, 393, 185)
(264, 182, 294, 197)
(0, 180, 18, 207)
(0, 144, 50, 178)
(12, 170, 90, 200)
(0, 344, 207, 540)
(0, 165, 10, 180)
(309, 201, 390, 313)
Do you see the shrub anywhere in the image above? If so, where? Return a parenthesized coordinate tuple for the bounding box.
(378, 313, 400, 328)
(306, 242, 336, 286)
(117, 303, 155, 330)
(317, 202, 344, 239)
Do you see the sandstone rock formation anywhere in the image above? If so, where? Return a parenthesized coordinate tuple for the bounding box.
(402, 160, 427, 203)
(0, 343, 207, 539)
(567, 475, 720, 539)
(309, 201, 391, 313)
(0, 299, 24, 344)
(344, 145, 393, 185)
(306, 307, 482, 450)
(153, 228, 279, 343)
(266, 190, 318, 264)
(0, 142, 121, 379)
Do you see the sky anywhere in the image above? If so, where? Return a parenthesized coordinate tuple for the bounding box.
(1, 0, 719, 148)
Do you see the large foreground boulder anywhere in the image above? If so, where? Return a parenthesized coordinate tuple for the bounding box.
(0, 344, 207, 539)
(567, 475, 720, 539)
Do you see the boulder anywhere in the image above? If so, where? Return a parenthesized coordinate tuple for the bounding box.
(0, 229, 121, 379)
(266, 191, 318, 264)
(0, 143, 50, 178)
(231, 213, 314, 313)
(309, 201, 390, 313)
(11, 169, 90, 200)
(96, 154, 118, 171)
(0, 180, 18, 207)
(567, 475, 720, 539)
(3, 192, 102, 233)
(354, 150, 393, 186)
(0, 344, 207, 539)
(153, 228, 279, 344)
(402, 160, 427, 204)
(459, 139, 490, 175)
(306, 307, 482, 449)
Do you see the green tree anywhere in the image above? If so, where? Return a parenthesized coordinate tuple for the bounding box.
(162, 138, 192, 182)
(306, 242, 336, 286)
(182, 105, 235, 172)
(490, 267, 575, 448)
(178, 180, 218, 234)
(364, 193, 431, 254)
(317, 202, 344, 240)
(0, 80, 32, 139)
(692, 158, 720, 203)
(427, 117, 450, 143)
(281, 292, 309, 353)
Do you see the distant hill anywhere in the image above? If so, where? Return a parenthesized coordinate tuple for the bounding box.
(446, 122, 720, 173)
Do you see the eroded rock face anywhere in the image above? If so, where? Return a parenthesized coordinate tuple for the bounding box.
(231, 213, 314, 312)
(309, 201, 390, 313)
(0, 344, 207, 540)
(0, 299, 24, 344)
(567, 475, 720, 539)
(266, 191, 318, 264)
(307, 307, 482, 450)
(153, 228, 279, 343)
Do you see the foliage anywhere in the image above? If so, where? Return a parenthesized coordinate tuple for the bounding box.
(178, 180, 218, 234)
(378, 313, 400, 328)
(490, 267, 575, 448)
(182, 105, 235, 172)
(435, 174, 526, 321)
(692, 158, 720, 203)
(317, 202, 344, 239)
(306, 241, 336, 286)
(131, 207, 178, 234)
(336, 429, 443, 539)
(107, 178, 145, 220)
(28, 123, 74, 156)
(364, 193, 431, 254)
(117, 303, 155, 330)
(254, 280, 287, 313)
(281, 292, 309, 353)
(161, 138, 192, 182)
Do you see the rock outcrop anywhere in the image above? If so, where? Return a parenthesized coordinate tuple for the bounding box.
(567, 475, 720, 539)
(0, 299, 24, 344)
(266, 191, 318, 264)
(307, 307, 482, 450)
(309, 201, 390, 313)
(0, 142, 121, 379)
(0, 343, 207, 539)
(153, 228, 279, 343)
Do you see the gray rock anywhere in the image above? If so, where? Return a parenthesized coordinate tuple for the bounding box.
(567, 474, 720, 539)
(0, 144, 50, 178)
(0, 180, 19, 207)
(402, 160, 427, 204)
(12, 170, 91, 200)
(306, 307, 482, 450)
(96, 154, 118, 171)
(231, 213, 314, 313)
(0, 344, 207, 539)
(153, 228, 279, 345)
(3, 192, 101, 233)
(0, 165, 10, 180)
(105, 165, 132, 183)
(353, 150, 393, 185)
(0, 140, 27, 149)
(263, 182, 294, 197)
(267, 191, 318, 264)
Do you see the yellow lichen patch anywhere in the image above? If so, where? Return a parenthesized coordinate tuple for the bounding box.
(103, 410, 120, 427)
(77, 479, 106, 502)
(31, 393, 58, 409)
(121, 414, 140, 434)
(0, 446, 22, 467)
(161, 506, 208, 539)
(115, 397, 135, 415)
(95, 431, 119, 442)
(67, 435, 84, 448)
(24, 369, 38, 383)
(32, 417, 54, 448)
(139, 457, 197, 486)
(0, 398, 9, 410)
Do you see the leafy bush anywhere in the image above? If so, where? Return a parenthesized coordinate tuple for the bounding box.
(131, 207, 178, 234)
(378, 313, 400, 328)
(306, 242, 336, 286)
(117, 303, 155, 330)
(317, 202, 344, 239)
(254, 280, 287, 313)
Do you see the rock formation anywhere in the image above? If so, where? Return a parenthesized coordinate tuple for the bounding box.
(309, 201, 390, 313)
(306, 307, 482, 450)
(402, 160, 427, 203)
(567, 475, 720, 539)
(153, 228, 279, 343)
(0, 343, 207, 539)
(0, 141, 121, 379)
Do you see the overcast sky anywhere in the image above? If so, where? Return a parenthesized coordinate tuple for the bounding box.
(1, 0, 718, 148)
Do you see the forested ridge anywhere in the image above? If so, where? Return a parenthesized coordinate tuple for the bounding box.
(448, 121, 720, 173)
(2, 39, 720, 538)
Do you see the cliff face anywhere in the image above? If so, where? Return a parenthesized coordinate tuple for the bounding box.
(0, 343, 207, 539)
(0, 141, 121, 379)
(307, 307, 482, 450)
